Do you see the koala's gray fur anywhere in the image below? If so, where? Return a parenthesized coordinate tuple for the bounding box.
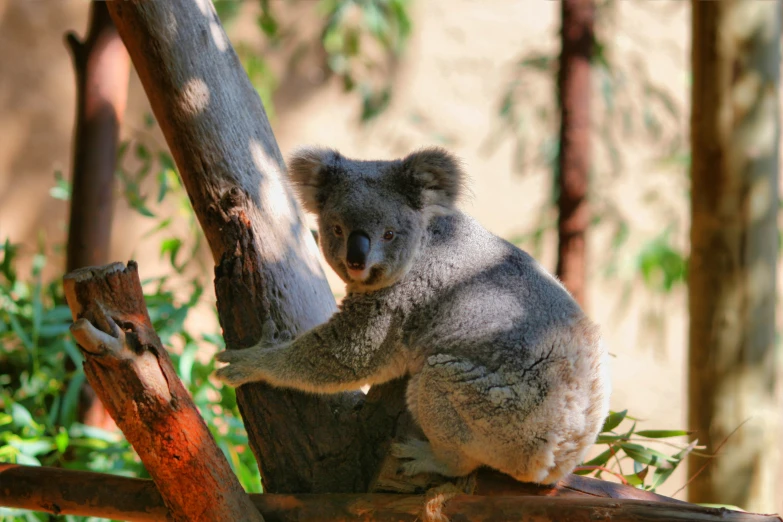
(216, 147, 611, 485)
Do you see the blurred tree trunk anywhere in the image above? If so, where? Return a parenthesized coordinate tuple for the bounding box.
(556, 0, 593, 308)
(64, 1, 130, 429)
(688, 0, 780, 512)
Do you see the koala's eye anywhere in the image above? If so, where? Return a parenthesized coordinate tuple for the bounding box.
(382, 230, 395, 241)
(333, 225, 343, 237)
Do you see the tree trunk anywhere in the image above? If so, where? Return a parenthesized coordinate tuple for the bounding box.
(62, 262, 263, 522)
(104, 0, 410, 494)
(7, 464, 781, 522)
(555, 0, 593, 308)
(688, 0, 780, 512)
(64, 0, 130, 429)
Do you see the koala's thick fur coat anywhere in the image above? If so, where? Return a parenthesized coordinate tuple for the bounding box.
(216, 147, 610, 485)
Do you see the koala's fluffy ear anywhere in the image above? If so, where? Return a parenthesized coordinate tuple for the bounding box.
(400, 147, 466, 211)
(287, 147, 340, 213)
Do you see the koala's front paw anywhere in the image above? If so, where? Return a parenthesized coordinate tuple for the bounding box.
(214, 348, 266, 387)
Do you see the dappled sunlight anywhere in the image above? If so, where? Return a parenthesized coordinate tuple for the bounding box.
(249, 139, 289, 223)
(193, 0, 212, 17)
(194, 0, 228, 52)
(210, 20, 229, 52)
(247, 138, 326, 280)
(179, 77, 210, 116)
(748, 174, 775, 223)
(731, 72, 763, 121)
(734, 86, 778, 161)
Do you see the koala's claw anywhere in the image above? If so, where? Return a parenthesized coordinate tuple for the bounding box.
(214, 348, 262, 387)
(214, 363, 255, 387)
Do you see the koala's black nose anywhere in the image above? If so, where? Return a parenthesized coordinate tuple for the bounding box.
(346, 231, 371, 270)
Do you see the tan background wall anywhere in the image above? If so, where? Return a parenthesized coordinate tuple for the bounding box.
(1, 0, 778, 504)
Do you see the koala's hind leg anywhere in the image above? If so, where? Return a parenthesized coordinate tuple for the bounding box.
(399, 368, 483, 478)
(392, 439, 480, 477)
(408, 353, 567, 485)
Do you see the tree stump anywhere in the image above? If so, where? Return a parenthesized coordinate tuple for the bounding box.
(63, 261, 262, 522)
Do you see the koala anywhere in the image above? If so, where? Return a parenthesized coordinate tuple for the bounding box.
(215, 147, 610, 485)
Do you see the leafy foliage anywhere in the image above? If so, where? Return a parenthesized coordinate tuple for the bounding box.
(214, 0, 412, 122)
(576, 409, 701, 492)
(319, 0, 411, 120)
(0, 147, 259, 521)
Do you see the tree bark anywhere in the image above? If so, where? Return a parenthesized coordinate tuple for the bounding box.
(556, 0, 593, 308)
(2, 464, 781, 522)
(64, 0, 130, 429)
(62, 262, 263, 522)
(104, 0, 410, 494)
(689, 0, 780, 512)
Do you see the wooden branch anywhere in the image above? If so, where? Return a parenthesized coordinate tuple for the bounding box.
(2, 464, 780, 522)
(62, 262, 263, 522)
(64, 0, 131, 430)
(105, 0, 409, 493)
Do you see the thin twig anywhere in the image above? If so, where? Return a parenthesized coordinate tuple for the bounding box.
(672, 418, 750, 497)
(572, 465, 630, 486)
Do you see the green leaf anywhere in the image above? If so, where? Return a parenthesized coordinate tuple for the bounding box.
(11, 439, 55, 457)
(69, 423, 122, 444)
(11, 403, 37, 431)
(47, 394, 61, 429)
(135, 143, 151, 162)
(595, 434, 625, 444)
(42, 305, 74, 324)
(257, 11, 278, 37)
(55, 428, 69, 454)
(636, 429, 690, 439)
(63, 339, 84, 367)
(14, 452, 41, 466)
(9, 313, 33, 350)
(623, 467, 648, 486)
(50, 170, 71, 201)
(160, 238, 182, 268)
(60, 370, 85, 427)
(601, 410, 627, 433)
(651, 463, 677, 490)
(620, 443, 675, 468)
(582, 447, 613, 468)
(179, 343, 198, 386)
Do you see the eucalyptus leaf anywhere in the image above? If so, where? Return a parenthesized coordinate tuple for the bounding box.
(601, 409, 627, 433)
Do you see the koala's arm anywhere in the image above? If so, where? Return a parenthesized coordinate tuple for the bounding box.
(215, 295, 403, 393)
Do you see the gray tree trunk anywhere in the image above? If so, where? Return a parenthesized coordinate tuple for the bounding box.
(105, 0, 410, 493)
(689, 0, 780, 512)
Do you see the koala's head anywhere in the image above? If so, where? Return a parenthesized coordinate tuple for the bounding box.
(288, 147, 465, 292)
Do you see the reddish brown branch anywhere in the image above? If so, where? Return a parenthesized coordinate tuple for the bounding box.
(556, 0, 593, 308)
(62, 262, 263, 522)
(1, 464, 779, 522)
(64, 0, 130, 430)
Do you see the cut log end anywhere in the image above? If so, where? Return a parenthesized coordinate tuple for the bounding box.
(63, 260, 130, 283)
